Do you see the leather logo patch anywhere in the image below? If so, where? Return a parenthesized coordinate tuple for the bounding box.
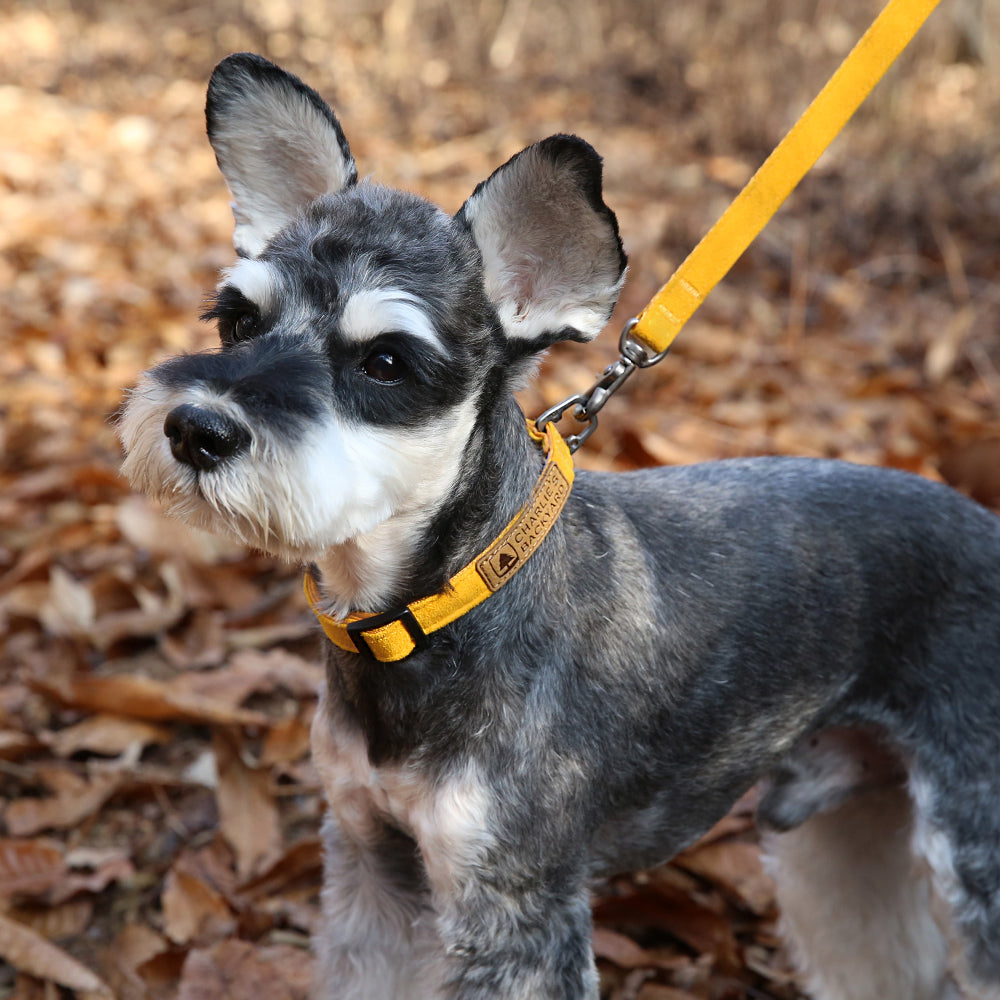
(475, 462, 570, 593)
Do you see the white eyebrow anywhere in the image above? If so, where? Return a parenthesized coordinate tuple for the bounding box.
(219, 258, 279, 310)
(339, 288, 444, 353)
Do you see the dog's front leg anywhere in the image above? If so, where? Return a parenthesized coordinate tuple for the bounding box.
(433, 874, 598, 1000)
(311, 692, 441, 1000)
(315, 810, 440, 1000)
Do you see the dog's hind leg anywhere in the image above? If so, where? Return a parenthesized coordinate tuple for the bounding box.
(763, 785, 949, 1000)
(910, 767, 1000, 1000)
(762, 754, 951, 1000)
(901, 616, 1000, 1000)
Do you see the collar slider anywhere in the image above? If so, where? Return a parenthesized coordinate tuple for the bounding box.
(346, 605, 428, 658)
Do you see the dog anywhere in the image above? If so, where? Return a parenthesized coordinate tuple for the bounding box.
(119, 53, 1000, 1000)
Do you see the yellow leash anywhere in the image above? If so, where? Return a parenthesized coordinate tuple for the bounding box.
(308, 0, 942, 660)
(540, 0, 943, 450)
(631, 0, 943, 356)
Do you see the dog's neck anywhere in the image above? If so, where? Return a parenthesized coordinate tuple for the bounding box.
(312, 512, 441, 620)
(313, 394, 542, 619)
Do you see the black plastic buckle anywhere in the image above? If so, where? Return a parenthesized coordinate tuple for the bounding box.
(346, 605, 428, 659)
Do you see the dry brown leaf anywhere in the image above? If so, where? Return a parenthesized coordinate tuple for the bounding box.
(52, 848, 135, 905)
(213, 730, 283, 879)
(5, 972, 52, 1000)
(594, 926, 650, 969)
(1, 583, 59, 626)
(30, 651, 318, 732)
(3, 771, 124, 837)
(168, 664, 276, 712)
(88, 606, 188, 650)
(45, 712, 171, 758)
(260, 713, 312, 767)
(115, 495, 245, 564)
(592, 927, 685, 972)
(31, 671, 268, 727)
(225, 620, 318, 650)
(160, 609, 227, 669)
(161, 868, 235, 945)
(0, 840, 65, 899)
(256, 943, 315, 996)
(675, 841, 775, 915)
(940, 438, 1000, 508)
(38, 566, 96, 637)
(192, 565, 268, 613)
(239, 837, 322, 900)
(619, 428, 710, 468)
(594, 887, 740, 970)
(0, 730, 41, 761)
(31, 766, 90, 797)
(177, 939, 311, 1000)
(209, 648, 324, 700)
(114, 923, 171, 965)
(134, 947, 190, 1000)
(635, 984, 701, 1000)
(4, 898, 93, 941)
(0, 911, 112, 995)
(167, 841, 240, 910)
(112, 923, 171, 966)
(101, 923, 175, 1000)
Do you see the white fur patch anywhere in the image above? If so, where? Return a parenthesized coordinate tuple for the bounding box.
(339, 288, 443, 353)
(909, 772, 963, 914)
(315, 815, 442, 1000)
(406, 769, 494, 893)
(119, 378, 210, 519)
(220, 258, 280, 310)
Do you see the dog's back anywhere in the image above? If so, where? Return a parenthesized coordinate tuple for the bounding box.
(575, 456, 1000, 998)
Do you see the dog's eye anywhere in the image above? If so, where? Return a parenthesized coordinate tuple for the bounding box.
(202, 291, 262, 346)
(226, 309, 259, 344)
(215, 308, 259, 346)
(360, 350, 408, 385)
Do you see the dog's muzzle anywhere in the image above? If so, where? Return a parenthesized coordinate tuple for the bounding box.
(163, 403, 250, 471)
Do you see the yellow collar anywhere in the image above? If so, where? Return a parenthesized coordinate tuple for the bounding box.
(304, 419, 574, 661)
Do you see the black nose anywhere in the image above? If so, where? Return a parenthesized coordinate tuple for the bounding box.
(163, 403, 250, 471)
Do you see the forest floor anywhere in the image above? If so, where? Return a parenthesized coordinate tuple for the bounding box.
(1, 0, 999, 997)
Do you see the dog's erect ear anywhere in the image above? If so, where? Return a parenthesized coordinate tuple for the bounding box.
(457, 135, 626, 349)
(206, 53, 357, 257)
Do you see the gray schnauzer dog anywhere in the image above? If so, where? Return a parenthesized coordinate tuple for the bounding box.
(120, 53, 1000, 1000)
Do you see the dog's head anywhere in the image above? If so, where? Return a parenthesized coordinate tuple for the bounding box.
(120, 53, 625, 563)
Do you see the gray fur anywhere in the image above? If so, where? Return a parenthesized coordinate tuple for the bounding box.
(121, 54, 1000, 1000)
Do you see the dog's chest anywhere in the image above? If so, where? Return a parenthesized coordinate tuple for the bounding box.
(311, 692, 495, 887)
(311, 699, 424, 833)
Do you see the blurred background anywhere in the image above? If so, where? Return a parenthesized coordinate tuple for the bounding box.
(1, 0, 998, 997)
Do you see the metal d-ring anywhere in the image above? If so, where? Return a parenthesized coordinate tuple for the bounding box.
(535, 318, 670, 453)
(618, 317, 671, 368)
(535, 391, 594, 453)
